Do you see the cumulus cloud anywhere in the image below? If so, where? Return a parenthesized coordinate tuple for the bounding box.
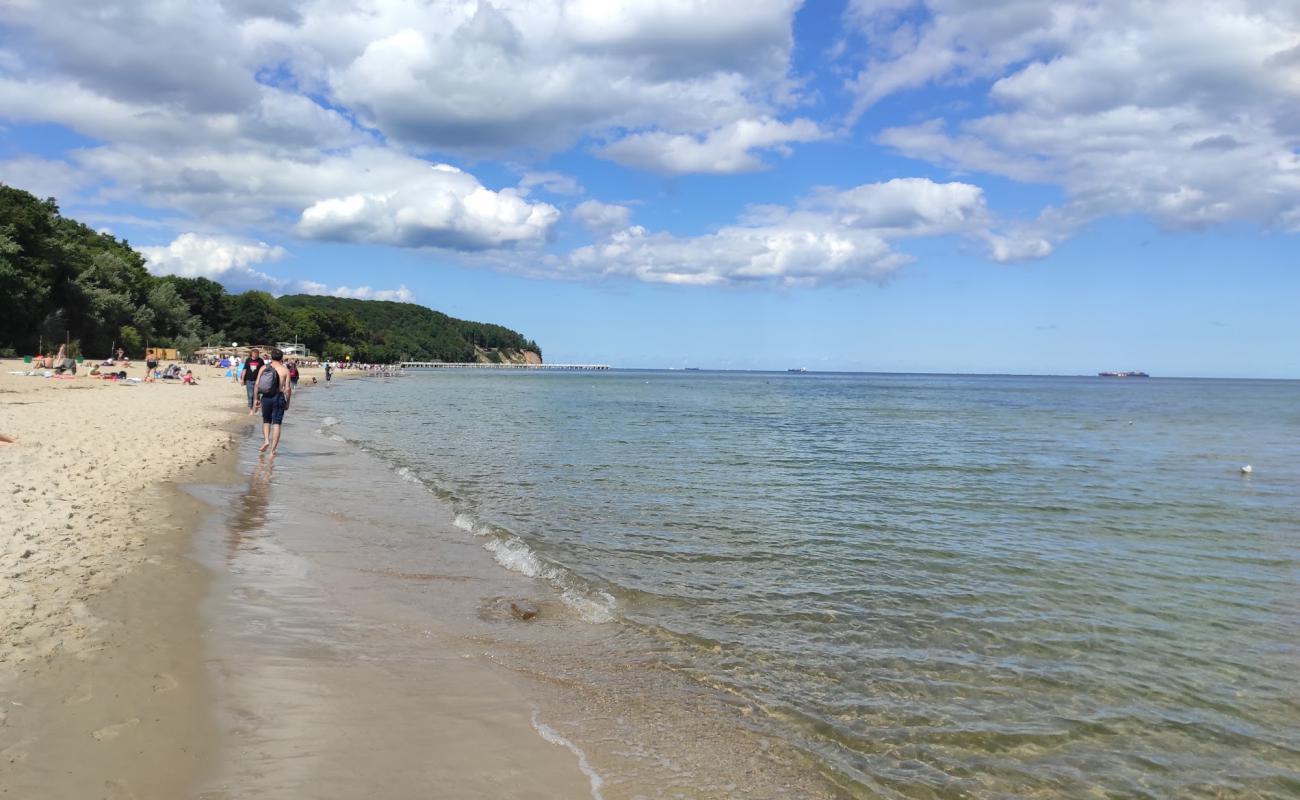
(562, 178, 992, 286)
(599, 117, 825, 174)
(517, 171, 584, 196)
(321, 0, 803, 153)
(326, 284, 415, 302)
(296, 163, 559, 249)
(0, 0, 815, 255)
(142, 233, 414, 299)
(846, 0, 1300, 232)
(0, 157, 87, 202)
(572, 199, 632, 235)
(140, 233, 289, 291)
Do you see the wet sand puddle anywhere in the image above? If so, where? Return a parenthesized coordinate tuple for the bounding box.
(189, 421, 844, 799)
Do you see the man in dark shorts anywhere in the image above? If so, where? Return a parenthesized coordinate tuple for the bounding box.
(145, 349, 159, 377)
(253, 348, 293, 454)
(240, 348, 265, 415)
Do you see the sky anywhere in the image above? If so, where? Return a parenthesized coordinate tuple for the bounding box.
(1, 0, 1297, 377)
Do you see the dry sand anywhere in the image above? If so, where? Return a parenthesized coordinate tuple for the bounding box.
(0, 359, 253, 797)
(0, 359, 241, 671)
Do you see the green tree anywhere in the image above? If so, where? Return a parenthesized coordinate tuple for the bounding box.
(226, 291, 281, 345)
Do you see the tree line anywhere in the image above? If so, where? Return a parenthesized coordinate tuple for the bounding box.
(0, 183, 541, 363)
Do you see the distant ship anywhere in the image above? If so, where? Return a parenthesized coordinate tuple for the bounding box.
(684, 367, 701, 371)
(1098, 371, 1150, 378)
(788, 367, 808, 373)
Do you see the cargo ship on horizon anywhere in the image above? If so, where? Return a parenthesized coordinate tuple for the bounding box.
(1098, 371, 1150, 378)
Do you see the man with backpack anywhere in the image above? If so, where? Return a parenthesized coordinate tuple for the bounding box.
(253, 349, 293, 454)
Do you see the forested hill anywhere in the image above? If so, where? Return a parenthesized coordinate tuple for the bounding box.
(276, 295, 541, 364)
(0, 183, 542, 363)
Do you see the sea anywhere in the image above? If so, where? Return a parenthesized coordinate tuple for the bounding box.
(209, 370, 1300, 798)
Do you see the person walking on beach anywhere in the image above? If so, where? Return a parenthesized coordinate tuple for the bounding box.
(324, 361, 333, 386)
(241, 348, 265, 415)
(288, 360, 300, 389)
(253, 348, 292, 454)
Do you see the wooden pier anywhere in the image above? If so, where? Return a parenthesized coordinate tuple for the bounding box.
(399, 362, 609, 371)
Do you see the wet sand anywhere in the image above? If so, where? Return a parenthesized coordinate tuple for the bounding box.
(1, 475, 222, 799)
(191, 433, 598, 798)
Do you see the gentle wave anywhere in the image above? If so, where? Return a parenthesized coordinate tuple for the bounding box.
(318, 412, 617, 625)
(531, 708, 605, 800)
(479, 532, 616, 624)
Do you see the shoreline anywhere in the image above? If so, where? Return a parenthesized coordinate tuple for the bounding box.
(2, 363, 848, 797)
(211, 375, 849, 798)
(188, 376, 602, 798)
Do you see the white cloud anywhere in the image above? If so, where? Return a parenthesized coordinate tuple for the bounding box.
(517, 171, 584, 196)
(142, 233, 414, 299)
(562, 178, 992, 286)
(599, 117, 825, 174)
(0, 0, 816, 249)
(60, 145, 561, 249)
(0, 157, 87, 202)
(572, 199, 632, 235)
(326, 284, 415, 302)
(319, 0, 803, 153)
(847, 1, 1300, 232)
(140, 233, 288, 291)
(296, 163, 560, 249)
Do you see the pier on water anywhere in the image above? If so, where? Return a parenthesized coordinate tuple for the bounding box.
(399, 362, 610, 371)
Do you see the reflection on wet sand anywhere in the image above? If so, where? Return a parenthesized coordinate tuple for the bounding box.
(196, 442, 599, 799)
(227, 454, 274, 560)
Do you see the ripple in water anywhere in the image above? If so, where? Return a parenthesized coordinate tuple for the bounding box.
(308, 371, 1300, 797)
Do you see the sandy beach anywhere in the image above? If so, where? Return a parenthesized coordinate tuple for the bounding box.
(0, 360, 242, 669)
(0, 359, 244, 796)
(0, 362, 604, 799)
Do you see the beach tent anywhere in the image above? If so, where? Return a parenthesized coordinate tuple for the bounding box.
(219, 357, 231, 367)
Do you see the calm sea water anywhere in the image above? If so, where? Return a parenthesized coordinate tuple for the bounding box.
(310, 371, 1299, 797)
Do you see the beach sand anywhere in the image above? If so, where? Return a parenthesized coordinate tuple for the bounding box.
(0, 359, 241, 796)
(0, 360, 239, 669)
(0, 361, 598, 799)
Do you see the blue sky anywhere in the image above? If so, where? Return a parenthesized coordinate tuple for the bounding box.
(1, 0, 1297, 377)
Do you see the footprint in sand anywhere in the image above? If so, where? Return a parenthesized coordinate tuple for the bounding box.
(152, 672, 178, 693)
(91, 718, 139, 742)
(63, 684, 93, 705)
(104, 778, 138, 799)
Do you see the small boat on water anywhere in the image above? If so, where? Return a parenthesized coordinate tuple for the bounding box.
(788, 367, 808, 373)
(1098, 371, 1149, 378)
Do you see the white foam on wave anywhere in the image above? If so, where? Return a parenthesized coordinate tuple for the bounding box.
(394, 466, 425, 486)
(560, 589, 617, 625)
(320, 416, 340, 428)
(531, 709, 605, 800)
(453, 513, 482, 534)
(483, 536, 548, 579)
(481, 536, 617, 624)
